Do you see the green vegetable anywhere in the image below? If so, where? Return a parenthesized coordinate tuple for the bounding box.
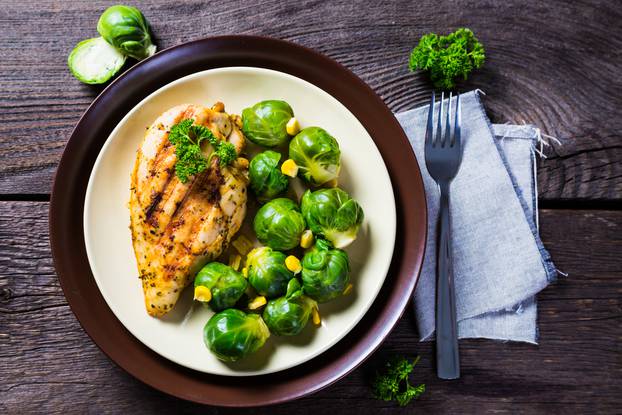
(194, 262, 248, 312)
(168, 119, 237, 183)
(97, 5, 156, 60)
(409, 28, 485, 90)
(242, 100, 295, 147)
(301, 188, 364, 249)
(372, 356, 425, 406)
(301, 239, 350, 303)
(289, 127, 341, 186)
(67, 37, 126, 84)
(263, 279, 317, 336)
(204, 309, 270, 362)
(246, 247, 294, 298)
(253, 198, 305, 251)
(249, 151, 289, 202)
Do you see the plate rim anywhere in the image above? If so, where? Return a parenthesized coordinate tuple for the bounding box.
(50, 35, 427, 407)
(82, 65, 398, 376)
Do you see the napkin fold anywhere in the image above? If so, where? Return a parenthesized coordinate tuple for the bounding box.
(395, 91, 557, 344)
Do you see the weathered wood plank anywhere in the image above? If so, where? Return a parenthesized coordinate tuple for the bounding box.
(0, 202, 620, 413)
(0, 0, 620, 199)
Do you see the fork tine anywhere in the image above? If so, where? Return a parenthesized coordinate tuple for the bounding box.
(452, 93, 461, 148)
(425, 91, 435, 148)
(443, 92, 452, 147)
(435, 91, 444, 147)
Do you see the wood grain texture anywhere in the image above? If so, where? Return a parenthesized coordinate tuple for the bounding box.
(1, 202, 620, 413)
(0, 0, 621, 199)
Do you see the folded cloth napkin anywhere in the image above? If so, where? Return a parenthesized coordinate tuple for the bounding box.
(395, 90, 557, 344)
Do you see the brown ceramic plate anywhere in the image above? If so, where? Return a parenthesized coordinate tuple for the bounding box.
(50, 35, 427, 406)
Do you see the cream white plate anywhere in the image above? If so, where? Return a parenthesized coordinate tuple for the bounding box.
(83, 67, 396, 376)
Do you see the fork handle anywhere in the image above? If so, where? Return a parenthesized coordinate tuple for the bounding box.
(436, 181, 460, 379)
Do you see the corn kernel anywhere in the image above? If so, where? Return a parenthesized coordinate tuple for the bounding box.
(236, 157, 249, 169)
(286, 117, 300, 136)
(312, 307, 321, 325)
(232, 235, 254, 255)
(242, 267, 248, 278)
(343, 283, 353, 295)
(229, 254, 242, 271)
(281, 159, 299, 178)
(193, 286, 212, 303)
(211, 101, 225, 112)
(248, 296, 267, 310)
(300, 230, 314, 249)
(285, 255, 302, 274)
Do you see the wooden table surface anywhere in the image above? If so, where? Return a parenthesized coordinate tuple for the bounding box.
(1, 0, 621, 413)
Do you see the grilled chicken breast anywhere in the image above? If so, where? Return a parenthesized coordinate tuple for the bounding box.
(130, 103, 248, 317)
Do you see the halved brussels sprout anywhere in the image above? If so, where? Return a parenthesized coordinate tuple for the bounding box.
(67, 37, 126, 84)
(204, 309, 270, 362)
(242, 100, 296, 147)
(246, 247, 294, 298)
(194, 262, 248, 312)
(300, 188, 364, 248)
(249, 151, 289, 202)
(263, 279, 318, 336)
(288, 127, 341, 186)
(253, 198, 305, 251)
(97, 5, 156, 60)
(301, 239, 350, 303)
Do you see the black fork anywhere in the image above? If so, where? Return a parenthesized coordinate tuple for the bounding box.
(424, 91, 463, 379)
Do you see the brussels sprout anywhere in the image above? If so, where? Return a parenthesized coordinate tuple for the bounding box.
(97, 5, 156, 60)
(253, 198, 305, 251)
(249, 151, 289, 202)
(242, 100, 296, 147)
(288, 127, 341, 186)
(204, 309, 270, 362)
(301, 239, 350, 303)
(263, 279, 318, 336)
(67, 37, 126, 84)
(194, 262, 248, 312)
(300, 188, 364, 248)
(246, 247, 294, 298)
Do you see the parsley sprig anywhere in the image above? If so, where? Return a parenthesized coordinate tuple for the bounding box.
(409, 28, 485, 89)
(168, 119, 237, 183)
(372, 355, 425, 406)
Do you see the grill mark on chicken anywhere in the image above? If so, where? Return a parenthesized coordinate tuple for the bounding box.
(144, 192, 163, 222)
(156, 174, 198, 242)
(145, 111, 220, 229)
(149, 177, 187, 230)
(163, 162, 223, 253)
(144, 141, 176, 223)
(151, 181, 182, 230)
(150, 141, 173, 174)
(154, 155, 224, 250)
(145, 169, 177, 228)
(196, 158, 224, 204)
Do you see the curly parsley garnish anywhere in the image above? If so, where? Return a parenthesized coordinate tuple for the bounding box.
(372, 355, 425, 407)
(409, 28, 485, 89)
(168, 119, 237, 183)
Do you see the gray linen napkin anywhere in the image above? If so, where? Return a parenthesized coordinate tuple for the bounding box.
(395, 91, 557, 344)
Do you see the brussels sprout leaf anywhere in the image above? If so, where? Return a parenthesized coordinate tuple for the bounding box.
(67, 37, 126, 84)
(285, 278, 303, 299)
